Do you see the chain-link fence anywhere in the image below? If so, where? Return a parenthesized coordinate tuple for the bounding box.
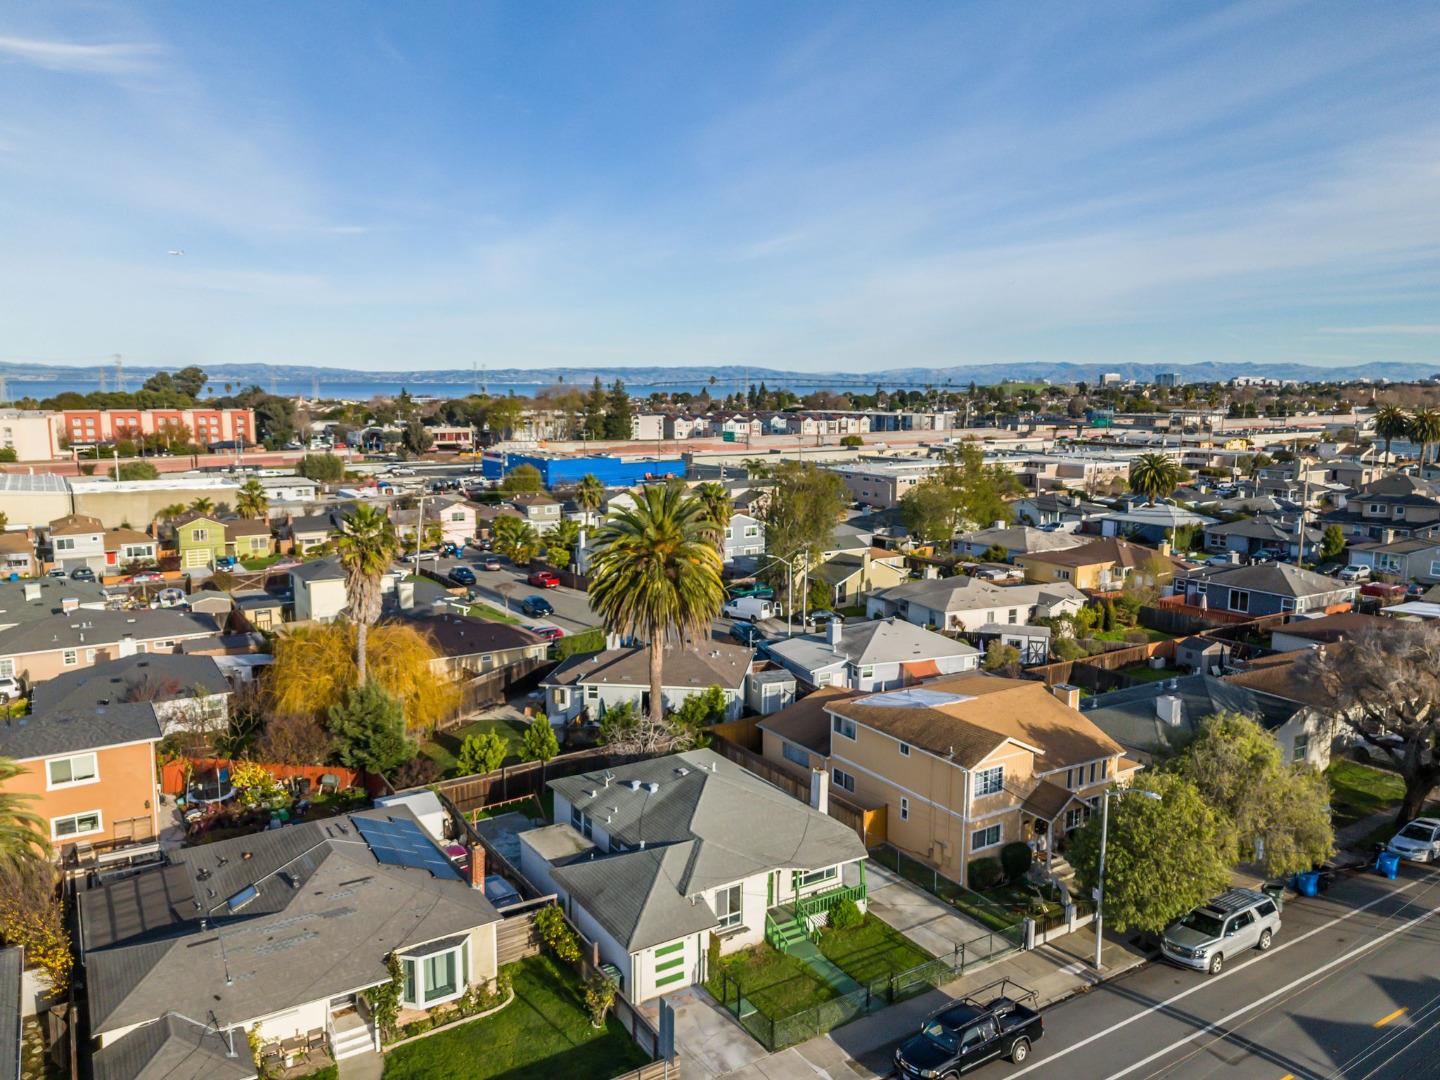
(867, 844, 1028, 934)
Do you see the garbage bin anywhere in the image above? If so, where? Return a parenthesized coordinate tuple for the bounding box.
(1294, 871, 1320, 897)
(1375, 850, 1400, 880)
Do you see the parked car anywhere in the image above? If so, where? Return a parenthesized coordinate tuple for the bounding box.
(1386, 817, 1440, 862)
(519, 595, 554, 617)
(448, 566, 477, 586)
(215, 555, 238, 569)
(1205, 555, 1237, 567)
(894, 980, 1043, 1075)
(129, 570, 163, 583)
(46, 567, 67, 579)
(527, 570, 561, 589)
(722, 596, 780, 622)
(70, 566, 96, 582)
(525, 624, 564, 641)
(727, 581, 775, 600)
(1161, 888, 1281, 974)
(1339, 564, 1372, 582)
(806, 610, 842, 628)
(481, 557, 502, 572)
(729, 622, 764, 647)
(0, 677, 23, 702)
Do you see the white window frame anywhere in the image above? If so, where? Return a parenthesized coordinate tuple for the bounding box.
(799, 866, 837, 889)
(898, 742, 910, 757)
(971, 824, 1002, 851)
(46, 753, 98, 790)
(832, 715, 856, 740)
(831, 767, 856, 793)
(0, 659, 13, 679)
(51, 810, 103, 840)
(714, 883, 743, 929)
(62, 649, 78, 666)
(399, 939, 470, 1009)
(900, 796, 910, 821)
(974, 765, 1004, 797)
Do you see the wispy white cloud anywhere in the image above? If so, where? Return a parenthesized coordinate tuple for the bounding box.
(1319, 325, 1440, 335)
(0, 34, 160, 77)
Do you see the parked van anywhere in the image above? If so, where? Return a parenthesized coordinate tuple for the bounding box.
(723, 596, 780, 622)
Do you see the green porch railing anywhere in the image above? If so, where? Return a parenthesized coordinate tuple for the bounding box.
(794, 883, 866, 924)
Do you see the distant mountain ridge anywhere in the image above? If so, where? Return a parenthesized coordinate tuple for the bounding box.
(1, 358, 1434, 391)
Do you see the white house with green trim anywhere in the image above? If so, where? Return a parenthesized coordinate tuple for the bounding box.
(518, 749, 868, 1002)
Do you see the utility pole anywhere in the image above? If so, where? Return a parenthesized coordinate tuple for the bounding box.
(113, 354, 124, 393)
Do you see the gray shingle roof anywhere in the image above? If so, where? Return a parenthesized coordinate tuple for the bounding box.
(544, 642, 751, 691)
(92, 1013, 258, 1080)
(80, 807, 500, 1037)
(0, 577, 108, 630)
(1179, 562, 1353, 598)
(0, 608, 220, 658)
(766, 618, 978, 673)
(288, 556, 344, 584)
(1081, 675, 1294, 760)
(545, 749, 865, 951)
(0, 947, 18, 1080)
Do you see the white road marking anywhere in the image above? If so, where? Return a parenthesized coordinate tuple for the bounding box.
(1007, 877, 1428, 1078)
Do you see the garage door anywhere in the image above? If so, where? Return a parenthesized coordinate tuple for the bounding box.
(184, 549, 210, 568)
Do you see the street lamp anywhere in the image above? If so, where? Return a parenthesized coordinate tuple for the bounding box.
(759, 548, 807, 637)
(1093, 786, 1163, 970)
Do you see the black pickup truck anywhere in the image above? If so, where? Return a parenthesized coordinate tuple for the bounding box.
(894, 979, 1043, 1077)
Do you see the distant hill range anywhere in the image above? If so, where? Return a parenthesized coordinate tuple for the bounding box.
(1, 358, 1435, 393)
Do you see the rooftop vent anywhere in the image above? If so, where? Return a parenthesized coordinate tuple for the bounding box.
(626, 779, 642, 791)
(644, 782, 659, 794)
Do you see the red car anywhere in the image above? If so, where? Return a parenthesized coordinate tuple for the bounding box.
(527, 570, 560, 589)
(526, 624, 564, 641)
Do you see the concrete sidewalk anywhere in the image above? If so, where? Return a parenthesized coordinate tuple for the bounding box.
(717, 925, 1149, 1079)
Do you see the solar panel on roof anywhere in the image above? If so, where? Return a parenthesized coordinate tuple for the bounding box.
(354, 816, 460, 880)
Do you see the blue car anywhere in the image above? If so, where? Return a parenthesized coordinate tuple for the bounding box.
(730, 622, 764, 647)
(447, 566, 477, 586)
(520, 595, 554, 617)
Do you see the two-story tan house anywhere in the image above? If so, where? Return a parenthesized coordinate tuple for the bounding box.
(761, 673, 1137, 886)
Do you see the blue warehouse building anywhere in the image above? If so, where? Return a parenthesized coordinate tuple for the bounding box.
(482, 452, 686, 488)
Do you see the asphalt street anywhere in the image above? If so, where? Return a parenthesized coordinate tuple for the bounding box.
(987, 864, 1440, 1080)
(417, 552, 601, 635)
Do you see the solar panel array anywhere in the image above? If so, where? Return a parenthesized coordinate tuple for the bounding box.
(354, 816, 462, 881)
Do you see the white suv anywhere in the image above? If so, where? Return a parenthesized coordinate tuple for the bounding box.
(1161, 889, 1282, 974)
(0, 677, 21, 701)
(1339, 564, 1371, 582)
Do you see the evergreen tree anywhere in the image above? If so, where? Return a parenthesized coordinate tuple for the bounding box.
(582, 378, 607, 440)
(602, 379, 632, 440)
(328, 682, 411, 774)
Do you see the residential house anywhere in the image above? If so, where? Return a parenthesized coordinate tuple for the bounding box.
(285, 512, 338, 554)
(1268, 612, 1390, 652)
(1170, 563, 1358, 618)
(430, 495, 479, 547)
(762, 674, 1136, 885)
(256, 475, 321, 506)
(231, 590, 286, 632)
(1202, 517, 1320, 561)
(79, 807, 502, 1067)
(758, 687, 861, 776)
(0, 662, 165, 856)
(402, 613, 548, 679)
(954, 525, 1087, 562)
(508, 492, 562, 532)
(518, 749, 868, 1001)
(631, 413, 665, 441)
(0, 577, 108, 632)
(1320, 475, 1440, 542)
(765, 618, 980, 691)
(1012, 493, 1109, 528)
(811, 547, 910, 609)
(0, 531, 37, 577)
(722, 513, 765, 564)
(44, 514, 107, 574)
(92, 1013, 260, 1080)
(1015, 537, 1183, 592)
(170, 512, 227, 570)
(1096, 502, 1216, 544)
(0, 609, 221, 685)
(1346, 537, 1440, 584)
(289, 557, 348, 623)
(103, 528, 158, 574)
(866, 576, 1087, 633)
(541, 641, 753, 727)
(969, 623, 1052, 666)
(222, 518, 273, 563)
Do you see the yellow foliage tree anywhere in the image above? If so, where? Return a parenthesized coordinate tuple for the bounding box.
(268, 622, 459, 733)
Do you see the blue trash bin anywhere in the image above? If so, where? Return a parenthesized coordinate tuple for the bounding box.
(1294, 871, 1320, 897)
(1376, 850, 1400, 880)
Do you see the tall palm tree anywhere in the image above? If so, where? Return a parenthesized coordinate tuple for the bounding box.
(1409, 409, 1440, 472)
(1374, 405, 1410, 469)
(188, 496, 215, 515)
(693, 481, 733, 551)
(158, 503, 187, 523)
(335, 503, 400, 684)
(0, 758, 47, 867)
(576, 474, 605, 519)
(236, 478, 269, 519)
(1128, 453, 1181, 504)
(589, 484, 725, 735)
(546, 519, 582, 569)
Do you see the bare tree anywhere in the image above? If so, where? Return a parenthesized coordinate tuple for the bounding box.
(1299, 623, 1440, 822)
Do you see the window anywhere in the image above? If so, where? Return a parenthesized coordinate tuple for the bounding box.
(192, 528, 208, 542)
(47, 753, 98, 789)
(1292, 733, 1310, 761)
(1088, 762, 1098, 784)
(832, 715, 856, 740)
(782, 741, 809, 769)
(123, 544, 150, 560)
(400, 941, 469, 1008)
(898, 742, 910, 757)
(800, 866, 837, 888)
(1008, 608, 1019, 623)
(1228, 588, 1249, 613)
(745, 526, 759, 538)
(714, 883, 743, 929)
(570, 806, 593, 839)
(858, 666, 874, 681)
(1065, 806, 1089, 832)
(975, 765, 1004, 797)
(900, 797, 910, 822)
(85, 649, 96, 664)
(971, 824, 1001, 851)
(62, 650, 77, 667)
(0, 659, 12, 679)
(54, 538, 75, 552)
(585, 685, 599, 701)
(52, 811, 102, 840)
(831, 767, 856, 793)
(155, 640, 174, 650)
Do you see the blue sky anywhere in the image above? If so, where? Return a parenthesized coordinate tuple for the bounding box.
(1, 1, 1438, 373)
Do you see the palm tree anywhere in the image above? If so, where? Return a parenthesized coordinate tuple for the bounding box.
(1409, 408, 1440, 471)
(158, 503, 187, 523)
(188, 496, 215, 515)
(236, 478, 269, 519)
(335, 503, 400, 684)
(1374, 405, 1410, 469)
(505, 523, 543, 567)
(0, 758, 47, 867)
(546, 519, 582, 570)
(1128, 453, 1181, 504)
(693, 481, 733, 550)
(576, 474, 605, 520)
(589, 484, 725, 737)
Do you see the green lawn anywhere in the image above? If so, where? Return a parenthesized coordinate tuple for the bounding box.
(381, 955, 650, 1080)
(459, 602, 522, 624)
(418, 716, 530, 776)
(1117, 664, 1177, 684)
(707, 944, 837, 1018)
(295, 1067, 338, 1080)
(818, 915, 932, 983)
(239, 553, 287, 570)
(1327, 759, 1406, 827)
(1092, 626, 1170, 643)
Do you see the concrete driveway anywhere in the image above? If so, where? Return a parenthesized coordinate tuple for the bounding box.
(864, 862, 1014, 964)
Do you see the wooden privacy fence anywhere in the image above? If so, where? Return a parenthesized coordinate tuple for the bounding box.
(433, 747, 647, 815)
(440, 657, 555, 727)
(159, 757, 389, 798)
(495, 909, 544, 966)
(1025, 637, 1177, 688)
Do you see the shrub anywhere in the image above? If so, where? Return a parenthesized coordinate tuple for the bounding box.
(534, 904, 581, 963)
(520, 718, 559, 763)
(456, 730, 507, 776)
(390, 755, 441, 789)
(1000, 842, 1032, 883)
(583, 969, 617, 1028)
(1124, 628, 1150, 644)
(827, 897, 863, 932)
(328, 681, 412, 775)
(968, 856, 1004, 891)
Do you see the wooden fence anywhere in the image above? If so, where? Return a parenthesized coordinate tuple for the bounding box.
(1025, 637, 1177, 690)
(159, 756, 389, 798)
(432, 747, 647, 816)
(440, 657, 555, 728)
(495, 909, 544, 966)
(709, 714, 763, 752)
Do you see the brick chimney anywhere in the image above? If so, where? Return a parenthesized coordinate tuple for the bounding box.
(468, 841, 486, 890)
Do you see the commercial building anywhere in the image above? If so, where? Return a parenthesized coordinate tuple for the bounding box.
(60, 407, 256, 448)
(0, 410, 64, 461)
(830, 461, 944, 509)
(482, 451, 685, 488)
